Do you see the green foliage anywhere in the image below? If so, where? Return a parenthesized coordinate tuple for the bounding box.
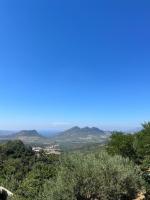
(107, 132, 137, 162)
(142, 156, 150, 169)
(16, 161, 58, 199)
(107, 122, 150, 166)
(0, 141, 36, 191)
(42, 151, 144, 200)
(0, 140, 33, 159)
(134, 123, 150, 162)
(1, 122, 150, 200)
(0, 140, 60, 200)
(106, 122, 150, 198)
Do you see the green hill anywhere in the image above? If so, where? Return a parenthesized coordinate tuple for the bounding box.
(52, 126, 111, 144)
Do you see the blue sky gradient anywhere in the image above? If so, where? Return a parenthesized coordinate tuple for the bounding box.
(0, 0, 150, 130)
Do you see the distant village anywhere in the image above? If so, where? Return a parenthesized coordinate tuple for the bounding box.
(32, 144, 61, 155)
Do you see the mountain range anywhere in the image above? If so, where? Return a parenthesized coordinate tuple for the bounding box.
(0, 127, 111, 146)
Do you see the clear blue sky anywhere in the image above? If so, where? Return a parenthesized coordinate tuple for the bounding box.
(0, 0, 150, 130)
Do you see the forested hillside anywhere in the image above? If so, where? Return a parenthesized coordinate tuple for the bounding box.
(0, 140, 59, 200)
(0, 122, 150, 199)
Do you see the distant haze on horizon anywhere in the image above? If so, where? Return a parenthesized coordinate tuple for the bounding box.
(0, 1, 150, 130)
(0, 122, 142, 133)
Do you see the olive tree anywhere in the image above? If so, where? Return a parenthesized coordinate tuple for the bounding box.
(42, 151, 144, 200)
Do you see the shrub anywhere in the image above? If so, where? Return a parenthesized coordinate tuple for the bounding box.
(42, 151, 144, 200)
(107, 132, 138, 162)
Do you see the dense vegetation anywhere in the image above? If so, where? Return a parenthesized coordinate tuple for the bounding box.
(107, 122, 150, 198)
(0, 140, 59, 200)
(42, 152, 143, 200)
(0, 122, 150, 199)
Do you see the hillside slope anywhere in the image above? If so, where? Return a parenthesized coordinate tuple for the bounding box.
(52, 126, 111, 143)
(0, 130, 52, 145)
